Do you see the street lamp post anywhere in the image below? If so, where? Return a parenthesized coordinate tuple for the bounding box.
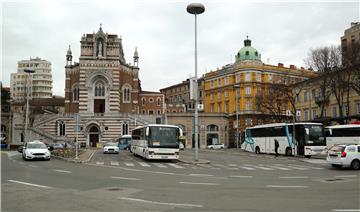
(187, 3, 205, 161)
(234, 84, 240, 148)
(24, 69, 35, 143)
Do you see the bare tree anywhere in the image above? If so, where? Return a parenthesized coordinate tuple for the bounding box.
(305, 45, 340, 118)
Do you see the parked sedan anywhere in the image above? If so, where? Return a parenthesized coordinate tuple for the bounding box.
(22, 140, 51, 161)
(327, 144, 360, 170)
(103, 142, 119, 154)
(207, 143, 225, 149)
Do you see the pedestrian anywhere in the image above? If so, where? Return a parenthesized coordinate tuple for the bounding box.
(274, 139, 279, 157)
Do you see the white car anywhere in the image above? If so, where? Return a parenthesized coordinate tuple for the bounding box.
(22, 140, 51, 161)
(207, 143, 225, 149)
(103, 142, 119, 154)
(326, 144, 360, 170)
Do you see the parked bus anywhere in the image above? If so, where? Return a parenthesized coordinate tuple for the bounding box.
(242, 123, 325, 157)
(325, 124, 360, 149)
(116, 135, 132, 150)
(131, 124, 183, 160)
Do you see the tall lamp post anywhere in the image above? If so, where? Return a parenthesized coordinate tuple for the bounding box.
(234, 84, 240, 148)
(24, 69, 35, 142)
(187, 3, 205, 161)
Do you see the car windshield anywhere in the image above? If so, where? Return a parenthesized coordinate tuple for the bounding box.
(27, 143, 47, 149)
(105, 143, 117, 147)
(119, 138, 131, 145)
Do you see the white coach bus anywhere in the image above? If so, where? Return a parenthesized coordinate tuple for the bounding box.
(325, 124, 360, 149)
(242, 123, 326, 157)
(131, 124, 183, 160)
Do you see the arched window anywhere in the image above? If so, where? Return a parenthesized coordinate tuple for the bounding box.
(94, 81, 105, 97)
(122, 85, 132, 103)
(122, 123, 128, 135)
(206, 124, 219, 132)
(142, 98, 146, 105)
(57, 121, 66, 136)
(142, 110, 146, 114)
(157, 98, 161, 106)
(73, 86, 79, 101)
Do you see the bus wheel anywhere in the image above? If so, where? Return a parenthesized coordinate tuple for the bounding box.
(255, 146, 260, 154)
(305, 155, 311, 159)
(285, 148, 292, 156)
(350, 160, 360, 170)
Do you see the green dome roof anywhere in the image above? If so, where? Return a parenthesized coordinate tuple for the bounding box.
(235, 37, 262, 63)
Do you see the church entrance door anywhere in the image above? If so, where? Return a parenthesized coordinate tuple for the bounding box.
(89, 126, 99, 147)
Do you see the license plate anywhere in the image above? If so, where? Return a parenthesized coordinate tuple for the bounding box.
(161, 156, 168, 159)
(35, 155, 43, 158)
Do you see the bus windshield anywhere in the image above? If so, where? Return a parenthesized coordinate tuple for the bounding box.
(305, 125, 325, 146)
(148, 126, 179, 148)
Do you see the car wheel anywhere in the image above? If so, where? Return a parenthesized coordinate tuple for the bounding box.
(331, 164, 342, 168)
(350, 160, 360, 170)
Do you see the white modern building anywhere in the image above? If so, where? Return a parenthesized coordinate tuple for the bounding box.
(10, 57, 53, 100)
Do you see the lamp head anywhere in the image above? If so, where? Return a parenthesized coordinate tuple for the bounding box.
(186, 3, 205, 15)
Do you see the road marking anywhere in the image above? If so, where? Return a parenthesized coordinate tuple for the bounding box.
(245, 164, 273, 170)
(228, 167, 239, 170)
(110, 161, 119, 166)
(287, 164, 309, 170)
(118, 197, 203, 208)
(29, 165, 38, 168)
(8, 180, 52, 189)
(124, 162, 134, 167)
(334, 175, 358, 178)
(138, 162, 151, 167)
(267, 164, 290, 170)
(167, 163, 184, 169)
(230, 175, 253, 178)
(279, 176, 309, 179)
(110, 176, 140, 181)
(152, 163, 167, 168)
(179, 182, 219, 186)
(228, 164, 237, 166)
(239, 166, 255, 170)
(189, 174, 214, 177)
(266, 185, 308, 188)
(53, 169, 72, 174)
(96, 162, 104, 165)
(332, 209, 360, 212)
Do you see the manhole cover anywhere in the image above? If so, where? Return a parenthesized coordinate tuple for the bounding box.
(107, 188, 123, 191)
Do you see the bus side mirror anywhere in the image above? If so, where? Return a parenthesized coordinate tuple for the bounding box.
(145, 127, 149, 137)
(305, 128, 309, 135)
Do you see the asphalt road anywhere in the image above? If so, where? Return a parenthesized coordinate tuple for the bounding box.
(1, 150, 359, 212)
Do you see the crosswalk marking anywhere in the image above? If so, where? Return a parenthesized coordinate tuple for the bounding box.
(124, 162, 134, 167)
(110, 161, 119, 166)
(167, 163, 184, 169)
(96, 162, 104, 165)
(287, 164, 309, 170)
(239, 166, 255, 170)
(152, 163, 167, 168)
(266, 164, 290, 170)
(138, 162, 151, 167)
(245, 164, 273, 170)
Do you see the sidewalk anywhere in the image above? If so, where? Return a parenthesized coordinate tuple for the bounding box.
(52, 148, 97, 163)
(178, 150, 211, 165)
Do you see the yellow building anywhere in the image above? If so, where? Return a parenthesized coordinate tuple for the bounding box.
(204, 37, 318, 147)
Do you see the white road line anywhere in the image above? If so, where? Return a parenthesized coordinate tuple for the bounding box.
(53, 169, 72, 174)
(230, 175, 253, 178)
(245, 164, 273, 170)
(29, 165, 38, 168)
(266, 185, 308, 188)
(110, 176, 140, 181)
(8, 180, 52, 189)
(152, 163, 167, 168)
(96, 162, 104, 165)
(279, 176, 309, 179)
(239, 166, 255, 170)
(228, 167, 239, 170)
(332, 209, 360, 212)
(110, 161, 119, 166)
(228, 164, 237, 166)
(334, 175, 358, 178)
(138, 162, 151, 167)
(189, 174, 214, 177)
(167, 163, 184, 169)
(118, 197, 203, 208)
(267, 164, 290, 170)
(124, 162, 135, 167)
(179, 182, 219, 186)
(287, 164, 309, 170)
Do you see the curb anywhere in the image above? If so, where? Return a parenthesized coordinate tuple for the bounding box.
(52, 150, 97, 164)
(178, 159, 211, 165)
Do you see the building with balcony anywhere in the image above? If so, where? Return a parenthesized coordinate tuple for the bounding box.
(204, 37, 318, 147)
(10, 57, 53, 100)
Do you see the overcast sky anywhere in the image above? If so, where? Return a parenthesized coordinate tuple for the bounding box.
(2, 0, 359, 96)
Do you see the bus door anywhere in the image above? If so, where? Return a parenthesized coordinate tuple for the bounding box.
(295, 125, 305, 156)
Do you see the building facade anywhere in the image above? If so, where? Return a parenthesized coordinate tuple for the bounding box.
(341, 22, 360, 55)
(160, 77, 205, 113)
(204, 37, 318, 147)
(10, 57, 53, 100)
